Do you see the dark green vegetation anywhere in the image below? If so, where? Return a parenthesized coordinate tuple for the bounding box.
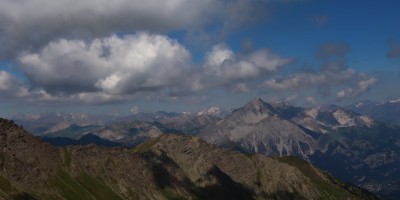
(0, 118, 379, 200)
(49, 170, 124, 200)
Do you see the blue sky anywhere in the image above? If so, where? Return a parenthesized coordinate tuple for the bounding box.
(0, 0, 400, 116)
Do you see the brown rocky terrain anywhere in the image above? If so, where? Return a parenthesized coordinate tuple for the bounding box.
(0, 118, 378, 200)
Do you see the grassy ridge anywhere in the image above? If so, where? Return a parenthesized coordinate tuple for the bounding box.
(50, 169, 124, 200)
(276, 157, 378, 200)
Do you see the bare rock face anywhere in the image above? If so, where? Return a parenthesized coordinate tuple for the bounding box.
(0, 118, 378, 200)
(199, 98, 316, 160)
(0, 120, 60, 185)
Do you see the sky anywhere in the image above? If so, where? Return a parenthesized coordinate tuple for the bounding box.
(1, 0, 400, 116)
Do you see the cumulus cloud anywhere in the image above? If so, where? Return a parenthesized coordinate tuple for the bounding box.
(260, 42, 377, 100)
(261, 69, 356, 91)
(201, 43, 290, 87)
(19, 33, 191, 98)
(0, 71, 30, 98)
(13, 33, 290, 104)
(0, 0, 216, 57)
(336, 77, 377, 99)
(235, 82, 250, 93)
(262, 68, 376, 99)
(0, 0, 289, 105)
(0, 0, 269, 59)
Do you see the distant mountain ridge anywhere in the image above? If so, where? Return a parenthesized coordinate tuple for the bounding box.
(199, 98, 317, 159)
(347, 98, 400, 126)
(40, 133, 122, 147)
(0, 118, 378, 200)
(11, 106, 228, 147)
(198, 98, 399, 199)
(199, 98, 375, 158)
(9, 98, 400, 199)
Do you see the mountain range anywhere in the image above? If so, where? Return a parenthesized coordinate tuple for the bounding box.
(0, 118, 378, 200)
(346, 99, 400, 126)
(10, 97, 400, 199)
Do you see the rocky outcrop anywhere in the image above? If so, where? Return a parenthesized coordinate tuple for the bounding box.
(0, 118, 378, 200)
(199, 98, 316, 159)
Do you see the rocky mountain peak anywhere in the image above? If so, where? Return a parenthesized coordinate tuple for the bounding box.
(242, 97, 275, 114)
(247, 97, 265, 107)
(0, 118, 34, 145)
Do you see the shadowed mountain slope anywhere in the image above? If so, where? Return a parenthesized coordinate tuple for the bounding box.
(0, 118, 378, 200)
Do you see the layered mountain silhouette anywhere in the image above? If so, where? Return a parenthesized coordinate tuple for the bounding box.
(0, 118, 378, 200)
(198, 98, 400, 200)
(40, 133, 122, 147)
(10, 97, 400, 199)
(199, 98, 316, 159)
(347, 99, 400, 126)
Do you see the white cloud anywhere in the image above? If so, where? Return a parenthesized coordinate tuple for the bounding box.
(206, 44, 234, 67)
(306, 96, 316, 104)
(202, 43, 290, 86)
(336, 77, 377, 99)
(0, 0, 215, 56)
(358, 77, 378, 93)
(19, 33, 191, 97)
(0, 0, 270, 59)
(261, 66, 377, 100)
(235, 82, 250, 93)
(14, 33, 291, 104)
(0, 71, 15, 91)
(0, 71, 30, 98)
(261, 73, 327, 91)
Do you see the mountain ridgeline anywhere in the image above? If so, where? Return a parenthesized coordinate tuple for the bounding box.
(346, 99, 400, 126)
(0, 118, 378, 200)
(10, 97, 400, 199)
(198, 98, 400, 200)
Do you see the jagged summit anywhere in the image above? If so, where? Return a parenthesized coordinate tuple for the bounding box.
(245, 97, 270, 108)
(239, 97, 276, 117)
(199, 98, 316, 158)
(248, 97, 264, 105)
